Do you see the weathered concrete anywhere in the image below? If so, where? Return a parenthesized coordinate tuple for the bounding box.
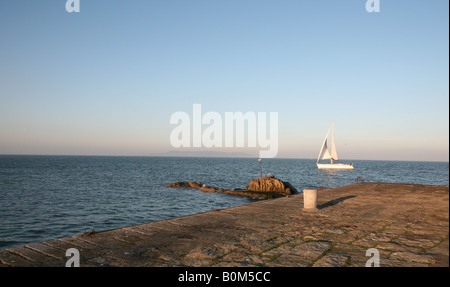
(0, 183, 448, 267)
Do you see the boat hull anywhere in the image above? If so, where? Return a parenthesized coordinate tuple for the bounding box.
(316, 163, 354, 170)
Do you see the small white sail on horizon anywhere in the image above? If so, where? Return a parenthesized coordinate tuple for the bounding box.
(316, 121, 354, 170)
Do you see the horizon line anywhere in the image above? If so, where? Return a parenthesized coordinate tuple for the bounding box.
(0, 153, 448, 163)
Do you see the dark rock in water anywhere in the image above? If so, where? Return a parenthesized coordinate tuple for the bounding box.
(199, 186, 217, 192)
(165, 181, 203, 189)
(165, 176, 298, 199)
(244, 176, 298, 195)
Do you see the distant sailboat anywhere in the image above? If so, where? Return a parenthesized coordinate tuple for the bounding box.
(316, 122, 354, 170)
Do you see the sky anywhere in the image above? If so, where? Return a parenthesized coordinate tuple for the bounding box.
(0, 0, 448, 161)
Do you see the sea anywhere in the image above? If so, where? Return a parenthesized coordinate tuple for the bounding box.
(0, 155, 448, 250)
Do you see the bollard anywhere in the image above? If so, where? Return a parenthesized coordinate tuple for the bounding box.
(303, 189, 318, 210)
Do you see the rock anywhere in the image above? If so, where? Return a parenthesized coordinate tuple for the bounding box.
(244, 176, 298, 195)
(199, 186, 216, 192)
(165, 177, 298, 198)
(165, 182, 202, 188)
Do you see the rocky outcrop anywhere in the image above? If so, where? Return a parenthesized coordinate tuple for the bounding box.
(165, 182, 202, 189)
(165, 176, 298, 199)
(244, 176, 298, 195)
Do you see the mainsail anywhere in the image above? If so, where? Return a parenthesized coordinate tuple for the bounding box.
(330, 122, 339, 161)
(317, 121, 339, 162)
(317, 126, 332, 162)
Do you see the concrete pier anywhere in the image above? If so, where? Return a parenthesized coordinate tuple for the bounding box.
(0, 183, 448, 267)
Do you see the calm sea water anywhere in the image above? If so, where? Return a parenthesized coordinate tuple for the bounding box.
(0, 155, 448, 250)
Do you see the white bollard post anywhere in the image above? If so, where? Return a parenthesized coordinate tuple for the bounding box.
(303, 189, 318, 210)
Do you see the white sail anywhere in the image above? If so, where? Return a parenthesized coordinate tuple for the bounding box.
(317, 126, 331, 162)
(318, 140, 332, 161)
(331, 121, 339, 161)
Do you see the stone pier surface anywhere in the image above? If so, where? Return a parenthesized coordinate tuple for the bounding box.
(0, 183, 448, 267)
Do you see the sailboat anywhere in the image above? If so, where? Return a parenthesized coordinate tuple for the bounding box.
(316, 122, 354, 170)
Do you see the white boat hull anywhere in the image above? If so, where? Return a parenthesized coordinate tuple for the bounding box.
(316, 163, 354, 170)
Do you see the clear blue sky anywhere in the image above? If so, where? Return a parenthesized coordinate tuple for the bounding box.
(0, 0, 448, 161)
